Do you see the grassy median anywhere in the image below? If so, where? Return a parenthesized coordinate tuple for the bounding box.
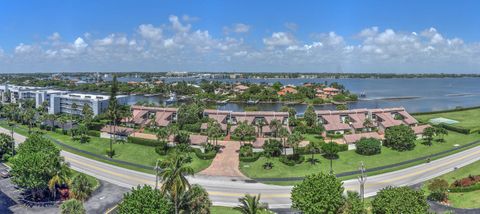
(0, 121, 213, 174)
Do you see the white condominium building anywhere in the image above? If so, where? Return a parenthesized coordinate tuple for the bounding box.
(49, 93, 128, 116)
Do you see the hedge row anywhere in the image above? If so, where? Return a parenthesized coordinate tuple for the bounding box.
(192, 148, 217, 160)
(449, 183, 480, 193)
(437, 123, 471, 134)
(411, 106, 480, 115)
(279, 154, 305, 166)
(240, 152, 262, 162)
(127, 136, 162, 147)
(87, 130, 100, 137)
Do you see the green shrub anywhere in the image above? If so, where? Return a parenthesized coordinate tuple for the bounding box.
(262, 139, 283, 157)
(87, 130, 100, 137)
(127, 136, 161, 147)
(182, 122, 202, 133)
(449, 183, 480, 192)
(355, 138, 381, 155)
(154, 141, 169, 155)
(106, 148, 115, 157)
(326, 133, 343, 139)
(280, 154, 305, 166)
(88, 121, 105, 131)
(438, 123, 470, 134)
(239, 144, 254, 157)
(239, 152, 262, 162)
(193, 148, 217, 160)
(338, 144, 348, 152)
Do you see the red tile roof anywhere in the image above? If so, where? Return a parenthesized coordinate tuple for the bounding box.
(343, 132, 384, 144)
(412, 124, 431, 135)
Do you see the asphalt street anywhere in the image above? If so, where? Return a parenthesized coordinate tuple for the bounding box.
(2, 127, 480, 208)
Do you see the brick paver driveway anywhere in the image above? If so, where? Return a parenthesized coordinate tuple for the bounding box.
(199, 141, 246, 178)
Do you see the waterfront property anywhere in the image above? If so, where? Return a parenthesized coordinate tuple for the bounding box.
(0, 84, 68, 109)
(123, 105, 178, 127)
(0, 84, 46, 103)
(316, 107, 428, 144)
(49, 93, 128, 116)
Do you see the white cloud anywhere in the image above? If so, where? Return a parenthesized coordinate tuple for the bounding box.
(48, 32, 61, 41)
(14, 43, 35, 54)
(169, 15, 191, 32)
(233, 23, 250, 33)
(73, 37, 88, 50)
(263, 32, 296, 47)
(1, 18, 480, 73)
(138, 24, 163, 41)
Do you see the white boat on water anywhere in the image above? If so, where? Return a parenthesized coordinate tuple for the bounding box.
(165, 93, 178, 104)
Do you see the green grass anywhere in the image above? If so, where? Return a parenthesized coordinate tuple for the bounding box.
(0, 122, 213, 174)
(211, 206, 240, 214)
(240, 131, 480, 184)
(422, 160, 480, 209)
(302, 134, 324, 143)
(415, 108, 480, 130)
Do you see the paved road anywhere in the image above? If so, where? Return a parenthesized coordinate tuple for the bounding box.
(3, 127, 480, 208)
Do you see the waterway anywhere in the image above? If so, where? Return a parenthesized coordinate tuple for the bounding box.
(125, 77, 480, 113)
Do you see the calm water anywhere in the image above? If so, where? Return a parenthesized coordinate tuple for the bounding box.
(127, 77, 480, 113)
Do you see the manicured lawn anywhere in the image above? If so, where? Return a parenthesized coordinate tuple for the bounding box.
(240, 131, 480, 183)
(302, 134, 324, 143)
(0, 122, 213, 174)
(211, 206, 240, 214)
(415, 108, 480, 130)
(422, 160, 480, 209)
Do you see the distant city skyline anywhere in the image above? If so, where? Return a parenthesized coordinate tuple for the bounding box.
(1, 0, 480, 73)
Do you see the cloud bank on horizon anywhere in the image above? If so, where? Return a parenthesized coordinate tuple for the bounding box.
(1, 15, 479, 73)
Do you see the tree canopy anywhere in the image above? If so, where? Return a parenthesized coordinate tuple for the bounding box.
(10, 134, 65, 199)
(355, 137, 381, 156)
(117, 185, 173, 214)
(291, 173, 345, 214)
(383, 125, 416, 151)
(303, 105, 317, 127)
(371, 186, 428, 214)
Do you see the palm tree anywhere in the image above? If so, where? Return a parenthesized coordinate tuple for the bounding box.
(156, 127, 169, 142)
(268, 119, 282, 138)
(81, 104, 94, 126)
(322, 141, 340, 174)
(70, 174, 94, 201)
(435, 126, 448, 142)
(233, 121, 256, 145)
(48, 163, 71, 200)
(71, 103, 78, 115)
(207, 121, 222, 146)
(23, 109, 35, 134)
(255, 119, 266, 137)
(60, 199, 86, 214)
(47, 114, 58, 131)
(159, 153, 195, 214)
(277, 127, 289, 155)
(58, 115, 68, 134)
(363, 118, 374, 132)
(234, 194, 268, 214)
(287, 131, 302, 155)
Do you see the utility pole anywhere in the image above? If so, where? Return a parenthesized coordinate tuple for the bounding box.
(358, 161, 367, 202)
(154, 159, 161, 189)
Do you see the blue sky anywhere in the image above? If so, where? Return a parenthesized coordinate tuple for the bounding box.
(1, 0, 480, 73)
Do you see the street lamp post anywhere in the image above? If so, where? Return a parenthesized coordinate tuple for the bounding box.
(358, 161, 367, 202)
